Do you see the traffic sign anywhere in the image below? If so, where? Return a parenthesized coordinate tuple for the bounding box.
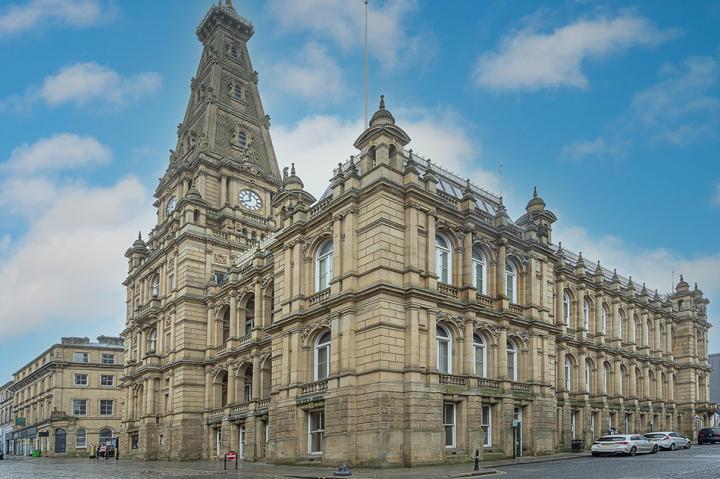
(226, 451, 236, 461)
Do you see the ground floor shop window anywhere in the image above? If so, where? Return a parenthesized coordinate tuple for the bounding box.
(443, 403, 456, 448)
(482, 405, 492, 447)
(308, 410, 324, 454)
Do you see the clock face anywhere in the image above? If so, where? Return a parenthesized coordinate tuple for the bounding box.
(238, 189, 262, 211)
(166, 195, 177, 215)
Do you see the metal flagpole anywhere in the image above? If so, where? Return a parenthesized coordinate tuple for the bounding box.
(364, 0, 369, 127)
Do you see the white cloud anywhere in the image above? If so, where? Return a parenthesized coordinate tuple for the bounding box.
(1, 133, 111, 174)
(269, 42, 347, 103)
(272, 106, 497, 199)
(560, 136, 630, 162)
(474, 13, 672, 91)
(0, 177, 154, 337)
(630, 56, 719, 145)
(712, 181, 720, 207)
(266, 0, 435, 68)
(39, 62, 162, 107)
(0, 0, 105, 36)
(556, 224, 720, 352)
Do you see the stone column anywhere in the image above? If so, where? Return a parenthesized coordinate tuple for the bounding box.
(229, 292, 238, 339)
(577, 287, 586, 334)
(427, 310, 437, 371)
(630, 363, 637, 398)
(496, 242, 506, 299)
(427, 213, 436, 288)
(147, 377, 155, 415)
(331, 215, 342, 294)
(578, 350, 588, 393)
(557, 346, 566, 391)
(654, 318, 662, 356)
(128, 386, 135, 420)
(227, 369, 236, 405)
(220, 175, 227, 205)
(139, 329, 147, 359)
(204, 368, 212, 409)
(206, 305, 214, 352)
(555, 276, 565, 327)
(464, 318, 474, 375)
(614, 359, 623, 397)
(497, 328, 508, 380)
(252, 356, 261, 400)
(254, 281, 263, 330)
(462, 231, 473, 288)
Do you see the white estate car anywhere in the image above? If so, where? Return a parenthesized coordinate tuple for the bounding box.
(591, 434, 659, 456)
(643, 432, 691, 451)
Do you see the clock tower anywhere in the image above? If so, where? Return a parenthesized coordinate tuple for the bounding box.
(121, 1, 280, 460)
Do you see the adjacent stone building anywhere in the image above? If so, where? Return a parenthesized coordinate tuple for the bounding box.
(0, 381, 12, 456)
(119, 1, 715, 466)
(8, 336, 124, 456)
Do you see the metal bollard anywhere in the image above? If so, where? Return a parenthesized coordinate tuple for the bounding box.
(474, 449, 480, 471)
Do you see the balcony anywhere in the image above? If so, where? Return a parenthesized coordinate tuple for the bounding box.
(508, 303, 524, 315)
(258, 397, 271, 409)
(307, 289, 331, 306)
(511, 381, 533, 394)
(439, 374, 467, 386)
(136, 299, 161, 321)
(438, 283, 460, 299)
(300, 379, 328, 396)
(207, 408, 224, 424)
(475, 294, 494, 309)
(479, 378, 502, 390)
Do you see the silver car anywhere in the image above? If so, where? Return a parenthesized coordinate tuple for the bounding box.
(643, 431, 691, 451)
(591, 434, 659, 456)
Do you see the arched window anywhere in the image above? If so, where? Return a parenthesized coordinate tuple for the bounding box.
(661, 373, 668, 398)
(222, 309, 230, 343)
(563, 292, 571, 327)
(585, 359, 592, 393)
(472, 247, 486, 294)
(507, 339, 517, 381)
(601, 305, 607, 335)
(314, 331, 331, 381)
(245, 296, 255, 336)
(436, 325, 452, 374)
(620, 365, 628, 396)
(583, 300, 590, 331)
(473, 333, 486, 377)
(617, 312, 623, 339)
(636, 368, 644, 398)
(435, 235, 451, 284)
(149, 328, 157, 352)
(152, 274, 160, 297)
(316, 241, 333, 291)
(564, 356, 572, 391)
(99, 428, 113, 447)
(603, 364, 611, 395)
(75, 428, 86, 448)
(506, 261, 517, 303)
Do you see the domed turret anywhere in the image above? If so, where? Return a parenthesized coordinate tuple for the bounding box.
(675, 274, 690, 293)
(369, 95, 396, 127)
(526, 186, 546, 214)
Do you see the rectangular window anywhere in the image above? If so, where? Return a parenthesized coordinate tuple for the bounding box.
(481, 405, 492, 447)
(101, 354, 115, 365)
(131, 433, 139, 449)
(74, 374, 88, 386)
(239, 425, 246, 458)
(100, 375, 115, 386)
(506, 273, 514, 302)
(308, 410, 324, 454)
(72, 399, 87, 416)
(76, 430, 87, 448)
(443, 403, 456, 447)
(100, 400, 114, 416)
(74, 352, 88, 363)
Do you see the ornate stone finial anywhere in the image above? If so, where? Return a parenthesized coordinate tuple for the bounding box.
(611, 269, 619, 283)
(680, 274, 684, 282)
(694, 282, 699, 291)
(138, 231, 142, 240)
(595, 260, 602, 273)
(408, 148, 413, 159)
(533, 186, 538, 198)
(557, 241, 563, 254)
(291, 163, 296, 175)
(379, 94, 385, 110)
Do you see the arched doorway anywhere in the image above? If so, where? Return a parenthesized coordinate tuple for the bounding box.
(54, 428, 66, 453)
(99, 428, 113, 446)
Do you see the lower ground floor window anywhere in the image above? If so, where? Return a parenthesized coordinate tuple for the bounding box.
(443, 403, 456, 448)
(130, 433, 139, 449)
(482, 405, 492, 447)
(308, 410, 324, 454)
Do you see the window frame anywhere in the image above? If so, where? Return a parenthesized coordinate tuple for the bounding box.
(505, 261, 517, 303)
(100, 375, 115, 387)
(443, 402, 456, 448)
(315, 240, 334, 291)
(564, 356, 572, 391)
(308, 409, 325, 455)
(75, 428, 87, 449)
(563, 291, 571, 327)
(436, 325, 452, 374)
(584, 360, 592, 393)
(435, 234, 452, 284)
(583, 299, 590, 331)
(601, 306, 607, 335)
(471, 246, 486, 294)
(481, 405, 492, 447)
(314, 331, 331, 381)
(74, 352, 89, 363)
(99, 399, 114, 416)
(72, 399, 87, 416)
(101, 353, 115, 365)
(473, 333, 486, 378)
(507, 339, 518, 381)
(74, 373, 88, 386)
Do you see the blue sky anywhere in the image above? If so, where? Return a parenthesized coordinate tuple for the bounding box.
(0, 0, 719, 382)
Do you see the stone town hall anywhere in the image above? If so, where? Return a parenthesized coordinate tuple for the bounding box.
(119, 1, 715, 466)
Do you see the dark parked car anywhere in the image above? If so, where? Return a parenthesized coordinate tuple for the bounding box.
(698, 427, 720, 444)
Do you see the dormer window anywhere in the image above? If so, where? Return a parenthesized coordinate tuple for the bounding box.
(231, 45, 239, 60)
(237, 131, 247, 148)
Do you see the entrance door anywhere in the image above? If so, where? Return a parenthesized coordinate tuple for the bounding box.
(239, 425, 245, 458)
(54, 429, 66, 453)
(215, 429, 222, 457)
(513, 407, 523, 458)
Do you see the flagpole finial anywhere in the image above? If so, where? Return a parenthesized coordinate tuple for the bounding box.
(379, 94, 385, 109)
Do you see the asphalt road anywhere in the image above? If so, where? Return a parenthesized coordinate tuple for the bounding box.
(1, 445, 719, 479)
(498, 444, 720, 479)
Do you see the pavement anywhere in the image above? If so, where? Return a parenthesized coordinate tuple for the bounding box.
(1, 446, 719, 479)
